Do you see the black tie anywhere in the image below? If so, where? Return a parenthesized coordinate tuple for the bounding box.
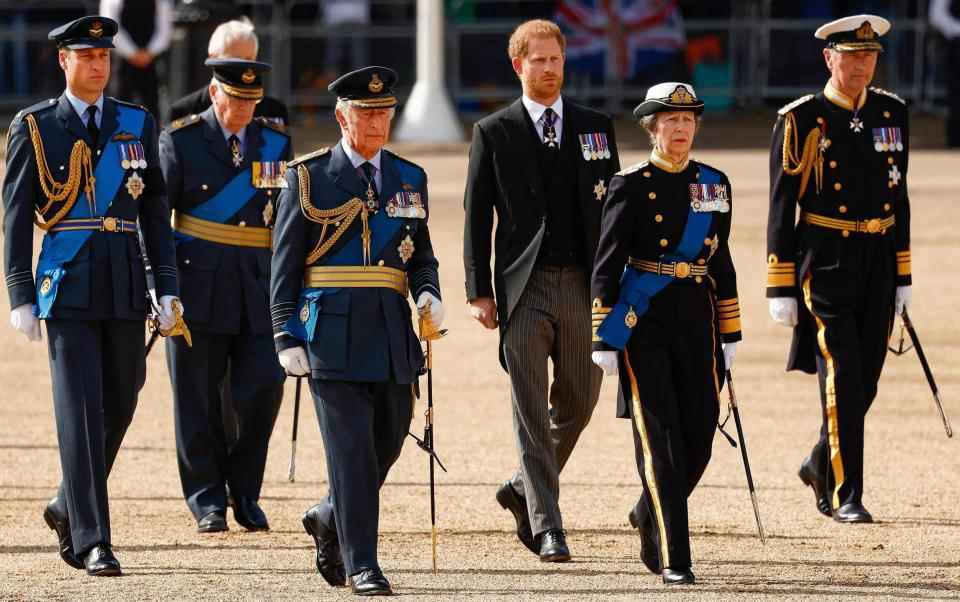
(542, 107, 558, 149)
(360, 161, 379, 210)
(86, 105, 99, 147)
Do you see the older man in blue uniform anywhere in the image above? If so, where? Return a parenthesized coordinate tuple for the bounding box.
(159, 59, 291, 533)
(271, 66, 443, 596)
(2, 16, 181, 576)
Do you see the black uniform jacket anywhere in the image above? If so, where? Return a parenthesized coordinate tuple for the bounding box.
(462, 97, 620, 357)
(767, 84, 911, 372)
(159, 107, 292, 335)
(3, 95, 177, 319)
(270, 142, 441, 384)
(170, 86, 290, 129)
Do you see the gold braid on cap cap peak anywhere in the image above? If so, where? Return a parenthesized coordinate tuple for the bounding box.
(341, 96, 397, 109)
(219, 82, 264, 101)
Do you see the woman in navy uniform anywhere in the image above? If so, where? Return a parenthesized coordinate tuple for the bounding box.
(270, 66, 443, 596)
(590, 83, 742, 586)
(159, 58, 291, 533)
(2, 16, 181, 576)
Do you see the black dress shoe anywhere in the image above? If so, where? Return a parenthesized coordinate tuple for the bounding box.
(197, 510, 228, 533)
(833, 502, 873, 523)
(83, 544, 122, 577)
(798, 459, 832, 517)
(231, 497, 270, 531)
(350, 568, 392, 596)
(662, 567, 695, 585)
(628, 505, 661, 575)
(302, 507, 346, 587)
(42, 499, 82, 570)
(495, 481, 537, 554)
(538, 529, 571, 563)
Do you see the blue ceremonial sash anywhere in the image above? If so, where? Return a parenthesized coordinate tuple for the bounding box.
(175, 127, 287, 245)
(34, 105, 146, 318)
(283, 154, 420, 342)
(597, 164, 722, 350)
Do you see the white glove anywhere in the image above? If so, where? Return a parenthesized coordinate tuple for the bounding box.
(278, 346, 310, 376)
(768, 297, 798, 327)
(417, 292, 444, 329)
(158, 295, 181, 331)
(895, 285, 912, 316)
(591, 350, 618, 376)
(10, 303, 41, 342)
(722, 342, 737, 370)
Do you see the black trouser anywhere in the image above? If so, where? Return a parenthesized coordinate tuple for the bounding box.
(310, 379, 413, 576)
(948, 38, 960, 148)
(117, 61, 159, 121)
(618, 285, 721, 570)
(801, 235, 896, 509)
(167, 330, 284, 520)
(45, 318, 145, 556)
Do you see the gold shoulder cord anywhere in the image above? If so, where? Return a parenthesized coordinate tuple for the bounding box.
(25, 114, 95, 230)
(781, 112, 823, 198)
(297, 164, 372, 265)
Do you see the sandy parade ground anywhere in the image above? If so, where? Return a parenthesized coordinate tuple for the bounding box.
(0, 146, 958, 600)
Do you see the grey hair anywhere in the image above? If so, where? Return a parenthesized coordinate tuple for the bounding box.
(208, 18, 258, 58)
(639, 112, 703, 147)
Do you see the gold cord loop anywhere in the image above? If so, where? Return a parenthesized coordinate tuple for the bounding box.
(26, 114, 96, 230)
(297, 164, 372, 265)
(781, 112, 823, 198)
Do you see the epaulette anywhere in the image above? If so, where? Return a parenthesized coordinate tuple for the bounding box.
(616, 160, 649, 177)
(777, 94, 815, 116)
(288, 146, 330, 167)
(11, 98, 57, 125)
(110, 97, 148, 112)
(254, 116, 289, 135)
(168, 114, 201, 132)
(869, 87, 906, 105)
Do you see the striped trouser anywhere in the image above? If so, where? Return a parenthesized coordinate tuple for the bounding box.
(502, 267, 602, 537)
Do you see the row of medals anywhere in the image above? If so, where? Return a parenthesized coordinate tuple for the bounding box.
(119, 142, 146, 199)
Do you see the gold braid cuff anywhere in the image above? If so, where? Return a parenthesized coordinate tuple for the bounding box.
(781, 112, 823, 198)
(297, 164, 372, 265)
(26, 114, 96, 230)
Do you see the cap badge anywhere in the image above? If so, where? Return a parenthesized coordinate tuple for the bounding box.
(241, 69, 256, 84)
(369, 72, 384, 93)
(855, 21, 875, 40)
(89, 21, 103, 38)
(669, 85, 694, 105)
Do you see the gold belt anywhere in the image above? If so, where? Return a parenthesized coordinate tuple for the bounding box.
(174, 213, 272, 248)
(629, 257, 708, 279)
(48, 216, 138, 234)
(303, 265, 408, 296)
(802, 211, 895, 235)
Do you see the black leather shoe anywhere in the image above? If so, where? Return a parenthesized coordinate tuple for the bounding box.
(350, 568, 392, 596)
(538, 529, 571, 563)
(231, 497, 270, 531)
(662, 567, 695, 585)
(83, 544, 122, 577)
(833, 502, 873, 523)
(628, 504, 661, 575)
(495, 481, 536, 554)
(798, 459, 832, 517)
(197, 510, 228, 533)
(42, 499, 82, 570)
(302, 507, 346, 587)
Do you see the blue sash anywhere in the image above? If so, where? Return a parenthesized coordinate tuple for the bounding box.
(35, 105, 146, 318)
(175, 127, 287, 245)
(597, 164, 722, 350)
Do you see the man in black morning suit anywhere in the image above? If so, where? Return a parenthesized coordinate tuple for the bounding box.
(2, 16, 181, 575)
(462, 19, 619, 561)
(271, 66, 443, 595)
(159, 59, 291, 533)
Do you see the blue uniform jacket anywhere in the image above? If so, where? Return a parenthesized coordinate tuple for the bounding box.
(159, 108, 292, 335)
(3, 95, 177, 319)
(270, 142, 441, 384)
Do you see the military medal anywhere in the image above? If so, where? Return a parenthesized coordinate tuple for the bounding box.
(366, 183, 378, 211)
(230, 137, 243, 167)
(849, 116, 863, 133)
(262, 199, 274, 226)
(397, 234, 414, 263)
(125, 171, 145, 200)
(888, 164, 901, 187)
(299, 304, 310, 323)
(579, 133, 610, 161)
(119, 143, 131, 170)
(593, 178, 607, 202)
(624, 307, 638, 328)
(385, 191, 426, 219)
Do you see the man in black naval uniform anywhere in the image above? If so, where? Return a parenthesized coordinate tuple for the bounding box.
(159, 58, 291, 533)
(271, 66, 443, 596)
(767, 15, 913, 524)
(2, 16, 181, 575)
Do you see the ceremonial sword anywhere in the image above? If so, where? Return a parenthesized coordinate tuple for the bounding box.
(288, 376, 303, 482)
(724, 370, 766, 544)
(900, 310, 953, 438)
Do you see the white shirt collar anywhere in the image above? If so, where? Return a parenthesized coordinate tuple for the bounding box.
(63, 88, 104, 126)
(522, 94, 563, 126)
(340, 137, 382, 173)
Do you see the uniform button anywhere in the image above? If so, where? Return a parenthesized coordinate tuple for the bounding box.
(334, 221, 340, 227)
(829, 160, 837, 169)
(887, 157, 894, 165)
(694, 276, 703, 284)
(267, 190, 272, 196)
(697, 258, 705, 265)
(643, 171, 651, 178)
(842, 230, 850, 238)
(648, 192, 657, 200)
(884, 203, 891, 211)
(703, 237, 712, 245)
(834, 182, 842, 191)
(660, 238, 668, 247)
(838, 205, 847, 214)
(60, 165, 65, 171)
(378, 259, 385, 266)
(816, 117, 824, 124)
(202, 184, 208, 191)
(406, 225, 411, 230)
(96, 150, 101, 156)
(654, 214, 663, 223)
(238, 221, 246, 227)
(184, 259, 191, 264)
(884, 111, 891, 118)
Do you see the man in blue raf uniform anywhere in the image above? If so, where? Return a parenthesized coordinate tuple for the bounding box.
(159, 58, 291, 533)
(2, 16, 181, 576)
(767, 15, 913, 524)
(271, 66, 443, 596)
